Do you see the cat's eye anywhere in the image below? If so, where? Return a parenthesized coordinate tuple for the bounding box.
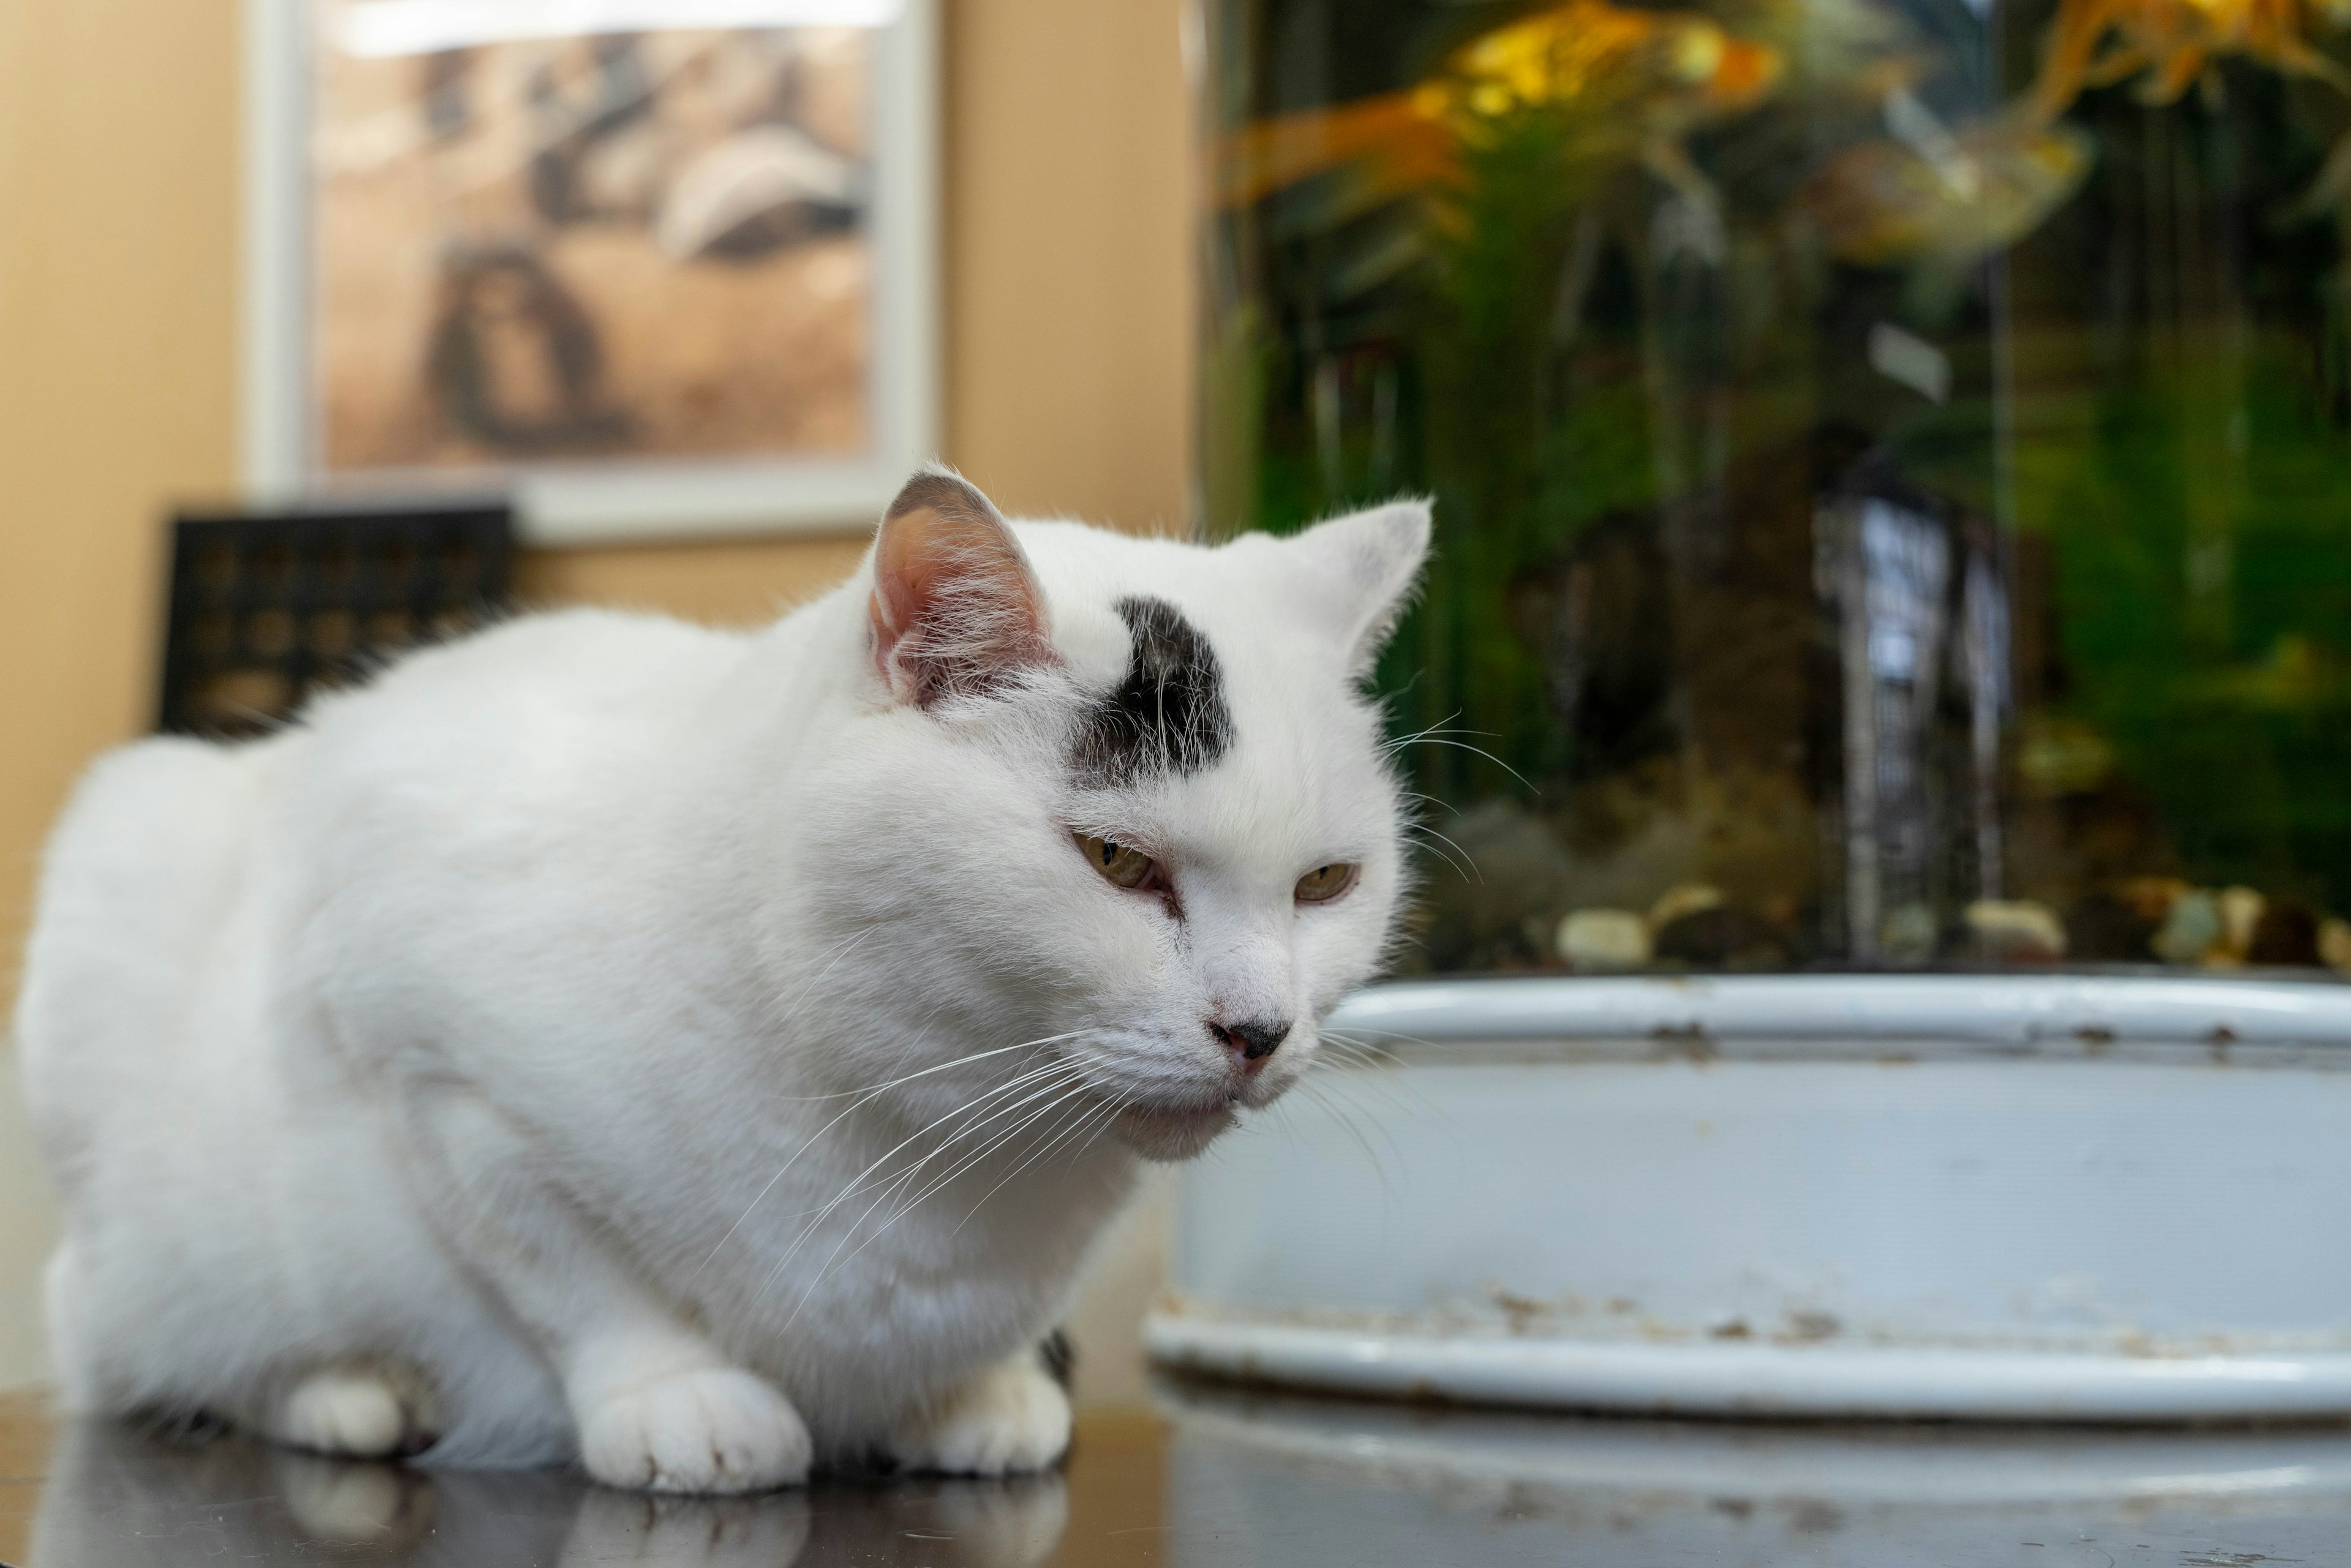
(1294, 862, 1358, 903)
(1076, 833, 1157, 890)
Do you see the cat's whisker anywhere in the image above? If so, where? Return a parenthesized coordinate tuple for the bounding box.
(753, 1056, 1100, 1295)
(1381, 714, 1496, 748)
(760, 1057, 1089, 1242)
(1389, 735, 1530, 788)
(1404, 822, 1480, 882)
(1287, 1075, 1400, 1187)
(1325, 1023, 1449, 1056)
(1316, 1031, 1391, 1060)
(776, 1073, 1108, 1324)
(1378, 713, 1457, 752)
(849, 1091, 1104, 1272)
(1380, 711, 1531, 789)
(1259, 1095, 1308, 1161)
(1063, 1095, 1130, 1165)
(1319, 1029, 1417, 1070)
(838, 1067, 1100, 1240)
(757, 1027, 1096, 1104)
(1313, 1059, 1422, 1112)
(1315, 1032, 1458, 1138)
(1315, 1037, 1389, 1067)
(1311, 1060, 1426, 1123)
(948, 1082, 1125, 1235)
(756, 1072, 1084, 1235)
(869, 1070, 1109, 1232)
(880, 1092, 1117, 1273)
(960, 1097, 1127, 1231)
(749, 923, 880, 1038)
(697, 1040, 1092, 1282)
(1305, 1063, 1408, 1141)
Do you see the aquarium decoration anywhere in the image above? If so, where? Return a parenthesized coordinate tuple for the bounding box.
(1205, 0, 2351, 975)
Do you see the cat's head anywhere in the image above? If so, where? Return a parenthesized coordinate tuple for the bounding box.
(812, 469, 1427, 1161)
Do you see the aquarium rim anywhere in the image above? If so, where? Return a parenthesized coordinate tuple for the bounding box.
(1325, 973, 2351, 1051)
(1147, 1312, 2351, 1426)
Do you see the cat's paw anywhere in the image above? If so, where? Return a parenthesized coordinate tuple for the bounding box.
(268, 1367, 434, 1459)
(578, 1365, 812, 1494)
(890, 1356, 1072, 1477)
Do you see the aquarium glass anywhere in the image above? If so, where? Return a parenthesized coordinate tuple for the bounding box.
(1205, 0, 2351, 975)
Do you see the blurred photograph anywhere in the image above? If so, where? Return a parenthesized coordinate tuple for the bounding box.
(312, 9, 874, 476)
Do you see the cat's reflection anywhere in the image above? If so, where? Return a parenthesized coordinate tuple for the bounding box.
(28, 1419, 1067, 1567)
(566, 1482, 1067, 1567)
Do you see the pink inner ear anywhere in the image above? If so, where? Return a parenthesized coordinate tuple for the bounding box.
(869, 487, 1055, 707)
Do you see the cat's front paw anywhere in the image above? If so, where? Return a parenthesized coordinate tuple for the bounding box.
(579, 1366, 812, 1494)
(268, 1365, 436, 1458)
(890, 1356, 1072, 1477)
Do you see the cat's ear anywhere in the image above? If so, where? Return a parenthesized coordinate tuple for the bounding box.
(1284, 500, 1432, 675)
(868, 468, 1057, 706)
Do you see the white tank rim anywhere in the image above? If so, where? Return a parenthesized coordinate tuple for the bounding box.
(1326, 972, 2351, 1049)
(1145, 1311, 2351, 1425)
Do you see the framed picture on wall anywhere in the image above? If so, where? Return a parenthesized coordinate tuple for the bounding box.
(244, 0, 937, 543)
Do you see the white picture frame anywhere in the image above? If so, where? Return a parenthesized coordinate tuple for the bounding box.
(242, 0, 938, 544)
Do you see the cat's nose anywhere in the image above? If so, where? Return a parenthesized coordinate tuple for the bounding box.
(1209, 1017, 1291, 1072)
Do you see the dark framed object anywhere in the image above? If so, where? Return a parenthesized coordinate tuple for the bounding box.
(159, 500, 514, 738)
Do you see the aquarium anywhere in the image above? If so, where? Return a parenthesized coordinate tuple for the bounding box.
(1204, 0, 2351, 975)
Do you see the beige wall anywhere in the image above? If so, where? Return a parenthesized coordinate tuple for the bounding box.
(0, 0, 1188, 1399)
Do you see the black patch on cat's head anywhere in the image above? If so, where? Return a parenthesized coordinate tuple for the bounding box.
(1070, 596, 1234, 788)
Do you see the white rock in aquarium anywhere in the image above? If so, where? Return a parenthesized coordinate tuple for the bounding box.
(2153, 890, 2222, 965)
(1880, 903, 1940, 963)
(1963, 899, 2066, 961)
(2320, 917, 2351, 976)
(1558, 909, 1650, 970)
(1648, 883, 1724, 930)
(2219, 886, 2266, 958)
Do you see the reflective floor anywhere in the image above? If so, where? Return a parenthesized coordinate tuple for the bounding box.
(7, 1383, 2351, 1566)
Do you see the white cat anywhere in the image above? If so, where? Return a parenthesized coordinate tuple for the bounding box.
(15, 471, 1428, 1493)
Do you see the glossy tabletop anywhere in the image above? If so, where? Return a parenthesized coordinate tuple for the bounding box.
(7, 1383, 2351, 1566)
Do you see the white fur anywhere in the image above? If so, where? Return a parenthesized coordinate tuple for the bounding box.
(15, 489, 1428, 1490)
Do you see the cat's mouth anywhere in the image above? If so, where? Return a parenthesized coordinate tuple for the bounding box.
(1108, 1097, 1236, 1161)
